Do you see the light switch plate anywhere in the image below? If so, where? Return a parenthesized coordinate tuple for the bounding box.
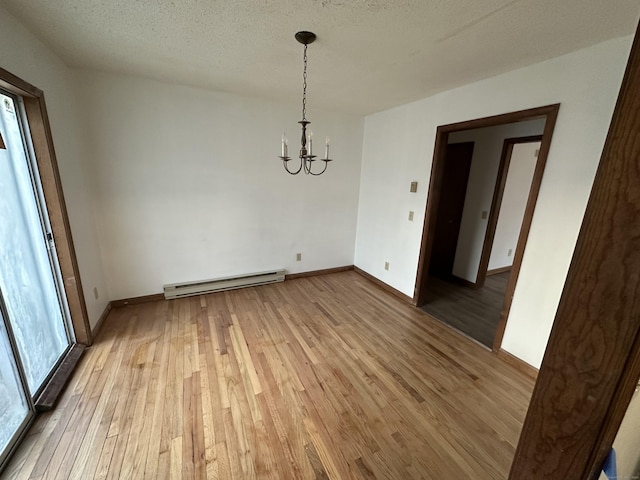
(410, 181, 418, 193)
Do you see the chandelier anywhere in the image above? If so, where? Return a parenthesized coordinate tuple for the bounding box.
(279, 31, 332, 175)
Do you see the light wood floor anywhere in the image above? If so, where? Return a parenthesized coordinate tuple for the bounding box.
(3, 271, 534, 479)
(420, 272, 510, 348)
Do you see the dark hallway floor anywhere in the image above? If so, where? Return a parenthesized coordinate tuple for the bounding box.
(419, 272, 510, 348)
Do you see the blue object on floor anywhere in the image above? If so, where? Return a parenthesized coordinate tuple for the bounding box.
(602, 448, 617, 479)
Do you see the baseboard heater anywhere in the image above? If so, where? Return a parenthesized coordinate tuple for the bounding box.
(163, 269, 285, 300)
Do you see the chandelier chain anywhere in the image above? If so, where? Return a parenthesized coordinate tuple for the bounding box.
(302, 43, 308, 121)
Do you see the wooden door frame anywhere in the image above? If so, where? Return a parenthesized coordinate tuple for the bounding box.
(509, 21, 640, 480)
(475, 135, 543, 289)
(0, 67, 92, 345)
(490, 134, 550, 351)
(413, 105, 560, 320)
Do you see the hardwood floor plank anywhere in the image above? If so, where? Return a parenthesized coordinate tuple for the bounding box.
(169, 436, 182, 480)
(93, 434, 117, 480)
(181, 375, 195, 480)
(304, 442, 329, 480)
(303, 417, 351, 480)
(143, 306, 172, 480)
(3, 271, 535, 479)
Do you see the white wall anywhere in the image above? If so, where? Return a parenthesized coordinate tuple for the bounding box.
(76, 71, 364, 300)
(355, 36, 633, 368)
(488, 141, 540, 271)
(447, 120, 545, 282)
(0, 6, 109, 329)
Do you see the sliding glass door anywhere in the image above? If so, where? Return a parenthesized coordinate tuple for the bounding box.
(0, 91, 70, 394)
(0, 89, 72, 465)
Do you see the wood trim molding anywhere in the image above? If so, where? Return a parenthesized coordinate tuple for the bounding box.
(354, 266, 413, 303)
(475, 140, 513, 288)
(509, 21, 640, 480)
(285, 265, 354, 280)
(487, 266, 512, 276)
(437, 105, 559, 133)
(497, 349, 538, 381)
(0, 67, 42, 98)
(0, 70, 92, 345)
(413, 126, 449, 303)
(112, 293, 165, 308)
(23, 95, 92, 345)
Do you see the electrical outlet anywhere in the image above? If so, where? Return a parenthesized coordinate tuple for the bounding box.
(384, 261, 390, 271)
(296, 253, 302, 261)
(410, 181, 418, 193)
(93, 287, 99, 300)
(508, 249, 513, 257)
(408, 211, 414, 221)
(481, 211, 488, 219)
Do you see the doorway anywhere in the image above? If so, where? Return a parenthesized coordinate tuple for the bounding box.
(414, 104, 560, 351)
(477, 136, 543, 288)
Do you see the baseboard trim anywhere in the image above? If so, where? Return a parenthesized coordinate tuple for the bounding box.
(496, 349, 538, 381)
(90, 301, 112, 339)
(112, 293, 165, 308)
(285, 265, 354, 280)
(353, 266, 413, 303)
(487, 266, 512, 276)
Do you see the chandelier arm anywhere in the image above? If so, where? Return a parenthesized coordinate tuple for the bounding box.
(283, 158, 303, 175)
(307, 159, 329, 176)
(303, 158, 312, 175)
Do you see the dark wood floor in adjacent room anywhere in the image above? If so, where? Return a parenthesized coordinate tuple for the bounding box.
(420, 272, 510, 348)
(3, 271, 533, 479)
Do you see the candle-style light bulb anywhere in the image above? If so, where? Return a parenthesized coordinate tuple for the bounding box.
(308, 130, 313, 156)
(325, 137, 330, 159)
(281, 133, 286, 157)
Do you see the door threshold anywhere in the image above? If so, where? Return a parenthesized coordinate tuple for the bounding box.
(34, 343, 86, 412)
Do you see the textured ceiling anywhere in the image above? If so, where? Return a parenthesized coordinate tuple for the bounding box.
(2, 0, 639, 115)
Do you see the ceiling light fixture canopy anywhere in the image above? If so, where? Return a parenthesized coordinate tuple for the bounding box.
(279, 31, 332, 175)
